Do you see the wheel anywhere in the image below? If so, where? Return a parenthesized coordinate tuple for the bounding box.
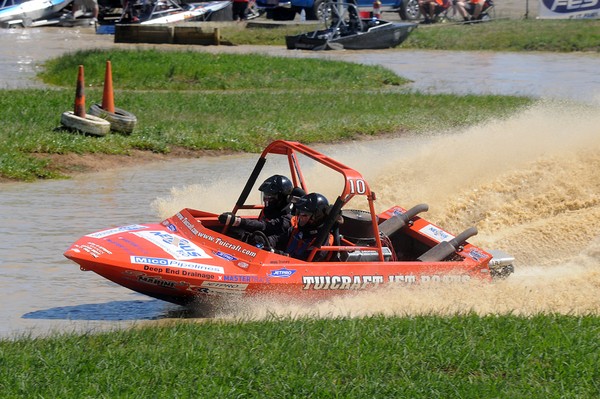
(305, 0, 326, 20)
(88, 103, 137, 134)
(399, 0, 420, 20)
(60, 111, 111, 136)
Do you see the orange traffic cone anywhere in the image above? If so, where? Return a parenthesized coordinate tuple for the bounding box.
(74, 65, 86, 118)
(102, 60, 115, 113)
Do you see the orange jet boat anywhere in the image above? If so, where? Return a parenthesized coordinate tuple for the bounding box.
(64, 140, 514, 307)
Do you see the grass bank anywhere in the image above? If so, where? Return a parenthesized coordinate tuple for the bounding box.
(1, 314, 599, 397)
(220, 19, 600, 52)
(0, 50, 531, 181)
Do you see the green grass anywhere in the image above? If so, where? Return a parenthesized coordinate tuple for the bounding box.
(403, 19, 600, 52)
(1, 314, 599, 397)
(38, 49, 407, 90)
(219, 19, 600, 52)
(0, 50, 531, 181)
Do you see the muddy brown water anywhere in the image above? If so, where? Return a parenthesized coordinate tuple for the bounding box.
(1, 26, 599, 339)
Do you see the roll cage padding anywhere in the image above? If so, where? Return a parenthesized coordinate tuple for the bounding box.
(235, 157, 266, 209)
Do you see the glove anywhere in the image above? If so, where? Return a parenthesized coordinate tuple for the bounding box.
(218, 212, 242, 227)
(252, 234, 266, 248)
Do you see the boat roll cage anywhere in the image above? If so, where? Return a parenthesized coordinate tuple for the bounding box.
(229, 140, 388, 262)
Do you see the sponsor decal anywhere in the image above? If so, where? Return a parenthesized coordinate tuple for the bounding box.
(187, 281, 248, 296)
(542, 0, 599, 13)
(118, 237, 150, 254)
(138, 274, 177, 289)
(419, 224, 454, 243)
(105, 238, 137, 255)
(389, 274, 470, 283)
(176, 213, 258, 258)
(421, 274, 471, 283)
(124, 270, 186, 290)
(201, 281, 248, 291)
(162, 221, 178, 232)
(189, 286, 243, 296)
(72, 242, 112, 258)
(268, 268, 296, 278)
(130, 256, 224, 275)
(539, 0, 600, 17)
(237, 262, 249, 269)
(302, 275, 384, 290)
(86, 224, 148, 239)
(468, 249, 488, 262)
(133, 231, 212, 260)
(222, 275, 270, 283)
(214, 251, 237, 261)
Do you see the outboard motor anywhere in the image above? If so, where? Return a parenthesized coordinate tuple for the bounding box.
(417, 226, 478, 262)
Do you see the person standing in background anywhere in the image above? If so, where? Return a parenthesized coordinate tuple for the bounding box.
(232, 0, 250, 21)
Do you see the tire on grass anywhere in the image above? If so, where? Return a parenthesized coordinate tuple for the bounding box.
(88, 103, 138, 135)
(60, 111, 111, 136)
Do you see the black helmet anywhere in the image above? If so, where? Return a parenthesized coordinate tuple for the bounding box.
(259, 175, 293, 209)
(295, 193, 329, 227)
(259, 175, 293, 196)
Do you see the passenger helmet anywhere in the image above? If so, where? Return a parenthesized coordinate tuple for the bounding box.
(295, 193, 329, 227)
(259, 175, 293, 209)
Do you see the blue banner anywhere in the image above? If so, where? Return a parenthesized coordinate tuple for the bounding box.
(539, 0, 600, 18)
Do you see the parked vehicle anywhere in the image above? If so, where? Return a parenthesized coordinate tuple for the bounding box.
(256, 0, 419, 21)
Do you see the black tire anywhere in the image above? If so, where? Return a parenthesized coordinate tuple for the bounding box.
(305, 0, 324, 20)
(88, 103, 138, 134)
(399, 0, 420, 20)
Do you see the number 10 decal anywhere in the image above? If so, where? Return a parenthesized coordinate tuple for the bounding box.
(348, 179, 367, 194)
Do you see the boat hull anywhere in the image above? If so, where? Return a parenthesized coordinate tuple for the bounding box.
(65, 207, 494, 306)
(286, 20, 417, 50)
(0, 0, 71, 24)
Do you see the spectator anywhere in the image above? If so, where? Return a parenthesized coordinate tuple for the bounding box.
(455, 0, 485, 22)
(232, 0, 249, 21)
(418, 0, 451, 24)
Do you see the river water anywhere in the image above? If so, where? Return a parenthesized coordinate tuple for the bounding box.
(1, 26, 600, 339)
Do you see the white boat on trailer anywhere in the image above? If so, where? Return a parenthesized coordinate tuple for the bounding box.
(117, 0, 230, 25)
(0, 0, 72, 27)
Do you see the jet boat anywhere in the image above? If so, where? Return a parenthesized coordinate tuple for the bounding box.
(285, 1, 417, 50)
(64, 140, 515, 307)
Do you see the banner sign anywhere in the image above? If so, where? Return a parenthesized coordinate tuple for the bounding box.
(539, 0, 600, 18)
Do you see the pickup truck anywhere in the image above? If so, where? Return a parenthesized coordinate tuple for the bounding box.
(256, 0, 420, 21)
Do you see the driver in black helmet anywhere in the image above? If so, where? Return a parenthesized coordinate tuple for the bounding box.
(282, 192, 333, 261)
(218, 174, 294, 249)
